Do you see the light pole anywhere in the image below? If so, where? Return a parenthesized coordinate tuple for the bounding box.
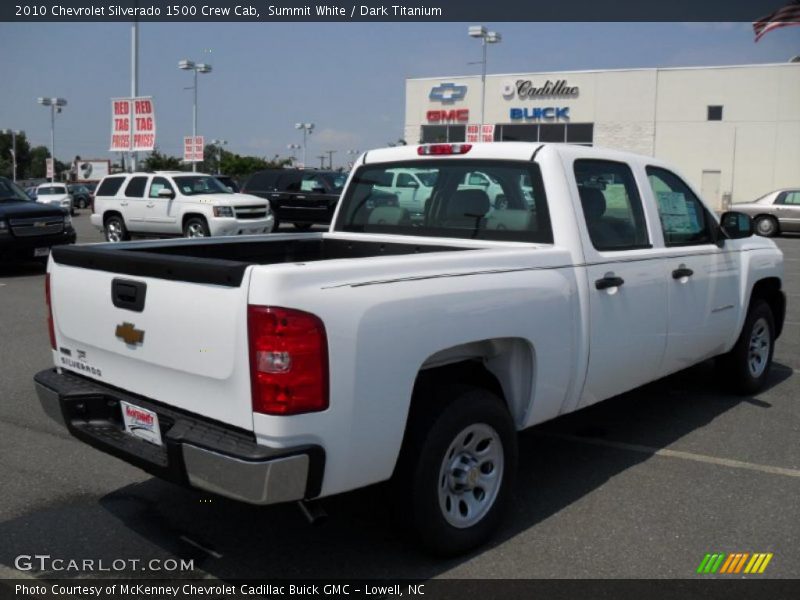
(179, 59, 212, 172)
(295, 123, 314, 167)
(1, 129, 23, 182)
(287, 143, 302, 166)
(324, 150, 336, 170)
(37, 97, 67, 182)
(210, 138, 227, 174)
(346, 149, 360, 168)
(468, 25, 502, 136)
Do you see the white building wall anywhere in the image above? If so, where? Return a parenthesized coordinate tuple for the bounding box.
(406, 63, 800, 210)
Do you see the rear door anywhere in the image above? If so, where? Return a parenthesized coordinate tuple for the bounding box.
(120, 176, 149, 230)
(573, 159, 669, 407)
(775, 190, 800, 232)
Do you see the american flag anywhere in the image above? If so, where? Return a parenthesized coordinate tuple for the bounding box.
(753, 1, 800, 41)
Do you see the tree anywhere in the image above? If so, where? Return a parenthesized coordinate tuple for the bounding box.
(141, 148, 184, 171)
(218, 153, 292, 180)
(0, 131, 32, 179)
(29, 146, 51, 179)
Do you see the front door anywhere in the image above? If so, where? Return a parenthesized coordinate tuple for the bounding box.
(144, 176, 178, 233)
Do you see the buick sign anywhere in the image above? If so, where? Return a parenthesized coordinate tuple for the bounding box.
(510, 107, 570, 121)
(429, 83, 467, 103)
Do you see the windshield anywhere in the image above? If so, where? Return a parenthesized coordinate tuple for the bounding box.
(0, 177, 33, 202)
(38, 186, 67, 195)
(173, 175, 232, 195)
(335, 159, 553, 243)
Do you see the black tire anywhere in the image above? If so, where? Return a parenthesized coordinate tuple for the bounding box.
(717, 300, 775, 395)
(754, 216, 779, 238)
(393, 385, 517, 556)
(183, 216, 210, 238)
(104, 214, 130, 242)
(293, 223, 313, 231)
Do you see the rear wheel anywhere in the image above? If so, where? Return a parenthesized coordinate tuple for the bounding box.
(393, 385, 517, 556)
(717, 300, 775, 395)
(184, 216, 210, 238)
(104, 215, 129, 243)
(754, 216, 779, 237)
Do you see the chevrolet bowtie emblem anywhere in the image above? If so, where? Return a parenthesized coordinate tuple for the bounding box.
(115, 322, 145, 346)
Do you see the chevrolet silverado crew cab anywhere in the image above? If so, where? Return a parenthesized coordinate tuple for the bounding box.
(90, 171, 274, 242)
(35, 143, 785, 555)
(0, 176, 75, 261)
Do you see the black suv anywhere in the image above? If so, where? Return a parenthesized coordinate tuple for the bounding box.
(0, 176, 76, 262)
(242, 169, 347, 229)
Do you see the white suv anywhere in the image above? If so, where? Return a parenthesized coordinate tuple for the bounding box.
(90, 171, 275, 242)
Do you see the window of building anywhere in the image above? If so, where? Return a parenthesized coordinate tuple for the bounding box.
(492, 123, 594, 145)
(420, 125, 466, 143)
(646, 166, 714, 246)
(707, 105, 723, 121)
(574, 160, 650, 251)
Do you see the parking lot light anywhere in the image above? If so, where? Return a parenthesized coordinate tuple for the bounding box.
(179, 59, 213, 172)
(295, 123, 314, 168)
(210, 139, 227, 174)
(468, 25, 502, 135)
(37, 97, 67, 182)
(0, 129, 24, 182)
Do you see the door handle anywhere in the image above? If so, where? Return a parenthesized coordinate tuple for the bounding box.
(120, 201, 128, 207)
(146, 203, 155, 208)
(295, 195, 306, 200)
(595, 276, 625, 290)
(672, 267, 694, 279)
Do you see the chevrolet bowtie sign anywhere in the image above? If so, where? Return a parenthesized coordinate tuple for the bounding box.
(429, 83, 467, 103)
(116, 322, 145, 346)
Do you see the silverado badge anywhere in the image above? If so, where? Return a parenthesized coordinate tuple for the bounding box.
(115, 322, 145, 346)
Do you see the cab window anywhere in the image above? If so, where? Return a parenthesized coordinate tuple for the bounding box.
(646, 166, 714, 246)
(573, 160, 650, 251)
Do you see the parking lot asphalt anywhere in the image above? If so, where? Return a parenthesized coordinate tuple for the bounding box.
(0, 212, 797, 580)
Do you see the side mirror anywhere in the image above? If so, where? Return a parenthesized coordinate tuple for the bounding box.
(720, 211, 753, 239)
(157, 188, 175, 199)
(406, 180, 420, 189)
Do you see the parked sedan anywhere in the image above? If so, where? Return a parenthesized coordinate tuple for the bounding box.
(733, 189, 800, 237)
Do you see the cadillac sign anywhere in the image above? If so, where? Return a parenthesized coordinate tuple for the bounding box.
(504, 79, 580, 99)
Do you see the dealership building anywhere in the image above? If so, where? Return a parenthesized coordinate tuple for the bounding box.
(405, 62, 800, 209)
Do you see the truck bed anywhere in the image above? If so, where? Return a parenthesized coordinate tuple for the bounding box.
(51, 234, 473, 287)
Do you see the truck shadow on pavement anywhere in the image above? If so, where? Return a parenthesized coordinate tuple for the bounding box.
(0, 361, 792, 580)
(0, 261, 46, 279)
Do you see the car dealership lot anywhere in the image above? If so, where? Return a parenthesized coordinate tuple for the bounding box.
(0, 213, 798, 580)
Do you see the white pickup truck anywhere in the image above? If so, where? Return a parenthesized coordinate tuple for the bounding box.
(35, 143, 785, 555)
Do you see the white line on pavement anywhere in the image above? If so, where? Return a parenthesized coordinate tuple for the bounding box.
(537, 431, 800, 478)
(179, 535, 223, 559)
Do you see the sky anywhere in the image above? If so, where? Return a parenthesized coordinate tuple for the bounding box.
(0, 21, 798, 168)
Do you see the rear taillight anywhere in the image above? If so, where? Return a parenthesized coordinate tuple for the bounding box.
(417, 143, 472, 156)
(90, 194, 95, 214)
(248, 306, 328, 416)
(45, 273, 56, 350)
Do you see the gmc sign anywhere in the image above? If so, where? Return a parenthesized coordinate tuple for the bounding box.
(426, 109, 469, 122)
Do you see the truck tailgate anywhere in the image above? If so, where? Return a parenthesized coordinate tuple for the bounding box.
(49, 263, 254, 431)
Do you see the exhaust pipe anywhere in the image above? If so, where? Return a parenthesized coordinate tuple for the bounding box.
(297, 500, 328, 526)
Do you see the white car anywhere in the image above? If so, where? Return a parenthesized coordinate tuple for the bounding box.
(89, 171, 275, 242)
(37, 143, 785, 556)
(36, 183, 73, 214)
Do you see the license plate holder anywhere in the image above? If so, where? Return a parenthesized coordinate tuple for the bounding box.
(34, 247, 50, 257)
(120, 401, 163, 446)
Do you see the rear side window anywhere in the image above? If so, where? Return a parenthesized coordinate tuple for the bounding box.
(777, 191, 800, 205)
(646, 166, 714, 246)
(96, 177, 125, 197)
(335, 159, 552, 244)
(125, 176, 148, 198)
(245, 170, 280, 191)
(574, 160, 650, 251)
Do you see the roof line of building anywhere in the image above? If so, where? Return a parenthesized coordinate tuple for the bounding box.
(405, 61, 799, 82)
